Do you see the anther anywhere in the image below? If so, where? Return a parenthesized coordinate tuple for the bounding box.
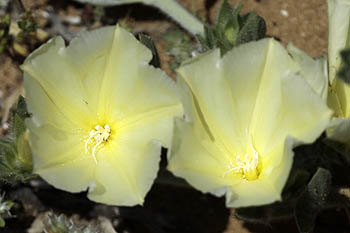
(85, 124, 111, 164)
(223, 142, 260, 180)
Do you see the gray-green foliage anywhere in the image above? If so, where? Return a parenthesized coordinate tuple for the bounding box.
(162, 28, 195, 71)
(294, 168, 332, 233)
(43, 213, 101, 233)
(0, 96, 35, 184)
(197, 0, 266, 56)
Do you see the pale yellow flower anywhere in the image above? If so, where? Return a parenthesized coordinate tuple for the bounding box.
(168, 39, 332, 207)
(326, 0, 350, 143)
(21, 25, 182, 206)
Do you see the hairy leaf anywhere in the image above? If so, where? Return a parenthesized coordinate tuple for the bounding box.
(197, 1, 266, 56)
(295, 168, 332, 233)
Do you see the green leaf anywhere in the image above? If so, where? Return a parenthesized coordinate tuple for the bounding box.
(204, 25, 217, 49)
(235, 11, 266, 46)
(196, 1, 266, 56)
(338, 49, 350, 84)
(11, 96, 31, 157)
(0, 96, 34, 184)
(196, 33, 210, 51)
(12, 114, 26, 143)
(15, 96, 30, 120)
(219, 3, 241, 45)
(295, 168, 332, 233)
(282, 169, 310, 199)
(0, 217, 5, 228)
(216, 0, 239, 39)
(217, 0, 233, 28)
(0, 138, 17, 167)
(138, 34, 161, 68)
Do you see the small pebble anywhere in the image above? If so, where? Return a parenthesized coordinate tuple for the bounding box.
(2, 122, 9, 130)
(281, 9, 289, 17)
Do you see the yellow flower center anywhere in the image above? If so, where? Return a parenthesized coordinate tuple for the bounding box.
(85, 124, 111, 163)
(223, 142, 260, 181)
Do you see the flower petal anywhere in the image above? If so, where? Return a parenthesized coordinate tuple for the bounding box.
(21, 37, 92, 126)
(245, 40, 331, 157)
(226, 137, 295, 208)
(328, 0, 350, 84)
(224, 179, 280, 208)
(107, 64, 182, 125)
(177, 49, 246, 155)
(24, 72, 80, 130)
(253, 72, 331, 159)
(88, 104, 179, 206)
(168, 118, 237, 192)
(35, 154, 95, 193)
(96, 26, 155, 117)
(63, 26, 115, 112)
(27, 120, 84, 168)
(287, 43, 328, 100)
(26, 101, 95, 194)
(88, 150, 144, 206)
(220, 39, 296, 154)
(169, 117, 294, 208)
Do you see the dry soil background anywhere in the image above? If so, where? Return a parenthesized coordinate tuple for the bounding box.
(1, 0, 347, 233)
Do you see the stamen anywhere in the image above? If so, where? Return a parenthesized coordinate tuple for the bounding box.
(85, 124, 111, 164)
(223, 141, 260, 180)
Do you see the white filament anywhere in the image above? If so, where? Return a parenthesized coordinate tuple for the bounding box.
(85, 124, 111, 163)
(222, 142, 259, 178)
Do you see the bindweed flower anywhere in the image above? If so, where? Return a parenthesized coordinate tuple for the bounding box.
(168, 39, 332, 207)
(21, 25, 182, 206)
(326, 0, 350, 142)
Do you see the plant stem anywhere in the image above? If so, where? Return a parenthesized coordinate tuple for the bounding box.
(73, 0, 142, 6)
(146, 0, 204, 36)
(73, 0, 204, 36)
